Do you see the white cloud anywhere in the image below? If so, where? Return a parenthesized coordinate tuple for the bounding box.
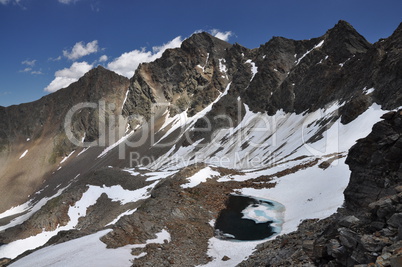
(107, 36, 182, 78)
(58, 0, 79, 4)
(44, 61, 93, 92)
(210, 29, 233, 41)
(99, 55, 108, 62)
(49, 56, 62, 61)
(0, 0, 24, 6)
(20, 59, 43, 74)
(63, 40, 99, 60)
(22, 59, 36, 66)
(20, 67, 32, 72)
(31, 70, 43, 75)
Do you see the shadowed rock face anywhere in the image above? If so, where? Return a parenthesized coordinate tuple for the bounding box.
(345, 110, 402, 209)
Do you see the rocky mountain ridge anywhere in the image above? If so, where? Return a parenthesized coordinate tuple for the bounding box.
(0, 20, 401, 266)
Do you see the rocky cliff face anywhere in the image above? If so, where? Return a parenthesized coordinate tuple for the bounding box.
(123, 32, 231, 123)
(345, 110, 402, 209)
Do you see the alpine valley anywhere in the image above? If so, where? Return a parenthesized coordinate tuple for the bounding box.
(0, 20, 402, 266)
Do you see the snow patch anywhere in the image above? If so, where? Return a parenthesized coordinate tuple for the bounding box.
(363, 87, 375, 95)
(60, 150, 75, 164)
(106, 208, 137, 226)
(241, 197, 284, 231)
(155, 83, 231, 146)
(77, 147, 90, 157)
(181, 166, 220, 188)
(98, 130, 134, 158)
(0, 186, 68, 232)
(295, 40, 324, 65)
(245, 59, 258, 82)
(0, 182, 159, 259)
(9, 230, 135, 267)
(198, 53, 210, 72)
(219, 58, 228, 79)
(122, 88, 129, 110)
(19, 150, 28, 159)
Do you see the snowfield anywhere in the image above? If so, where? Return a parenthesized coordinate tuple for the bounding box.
(2, 100, 388, 265)
(0, 181, 159, 259)
(9, 229, 171, 267)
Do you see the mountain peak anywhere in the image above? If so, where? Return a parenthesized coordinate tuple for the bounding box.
(325, 20, 368, 41)
(384, 22, 402, 47)
(83, 65, 114, 77)
(323, 20, 371, 60)
(181, 32, 232, 53)
(332, 20, 355, 31)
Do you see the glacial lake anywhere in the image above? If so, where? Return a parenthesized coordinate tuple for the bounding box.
(214, 194, 284, 241)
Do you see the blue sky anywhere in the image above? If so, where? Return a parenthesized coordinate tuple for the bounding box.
(0, 0, 401, 107)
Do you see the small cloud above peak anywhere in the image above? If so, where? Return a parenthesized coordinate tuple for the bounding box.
(44, 61, 93, 92)
(99, 55, 108, 62)
(193, 29, 234, 42)
(210, 29, 233, 41)
(63, 40, 99, 60)
(107, 36, 183, 78)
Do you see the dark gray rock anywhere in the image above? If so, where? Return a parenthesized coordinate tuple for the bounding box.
(387, 213, 402, 228)
(345, 111, 402, 209)
(339, 215, 360, 228)
(370, 221, 386, 231)
(359, 235, 392, 252)
(327, 239, 345, 258)
(339, 228, 359, 249)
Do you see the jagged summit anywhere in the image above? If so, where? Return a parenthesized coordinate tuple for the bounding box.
(381, 21, 402, 50)
(323, 20, 372, 61)
(330, 19, 358, 32)
(394, 21, 402, 37)
(181, 32, 232, 52)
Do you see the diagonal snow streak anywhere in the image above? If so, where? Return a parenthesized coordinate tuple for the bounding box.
(155, 82, 232, 146)
(295, 40, 324, 65)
